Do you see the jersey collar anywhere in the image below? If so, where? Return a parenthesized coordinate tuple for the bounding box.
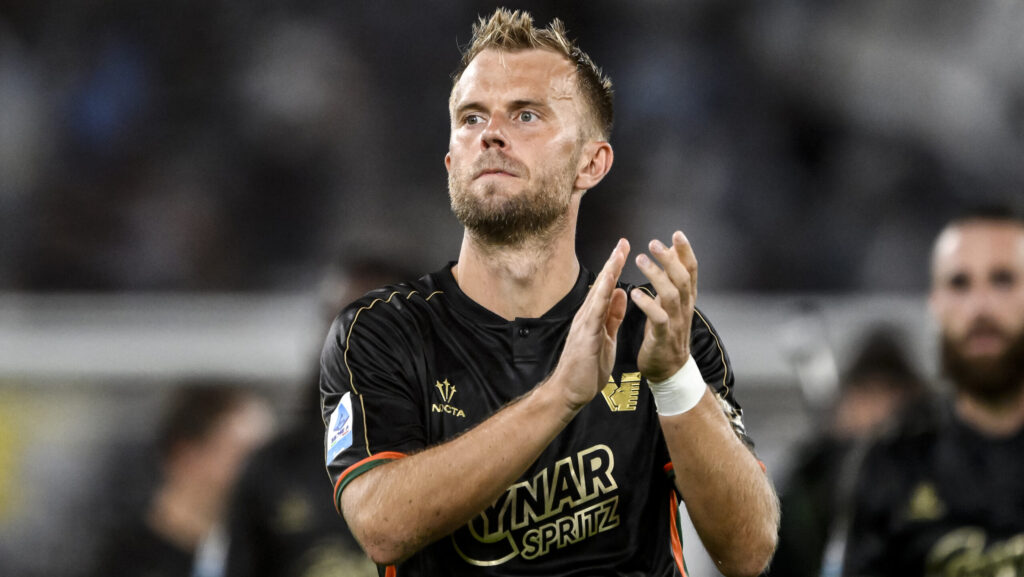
(434, 261, 594, 324)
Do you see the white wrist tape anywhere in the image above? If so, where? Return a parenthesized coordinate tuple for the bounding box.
(647, 355, 706, 416)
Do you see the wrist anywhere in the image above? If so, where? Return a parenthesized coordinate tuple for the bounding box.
(647, 355, 706, 416)
(535, 372, 587, 424)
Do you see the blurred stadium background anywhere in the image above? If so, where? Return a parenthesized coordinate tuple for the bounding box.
(0, 1, 1021, 575)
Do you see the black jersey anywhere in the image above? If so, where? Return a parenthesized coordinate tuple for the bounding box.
(320, 263, 752, 576)
(843, 400, 1024, 577)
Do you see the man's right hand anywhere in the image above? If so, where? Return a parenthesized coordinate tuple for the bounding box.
(549, 238, 629, 412)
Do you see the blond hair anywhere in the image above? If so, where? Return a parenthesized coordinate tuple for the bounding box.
(451, 8, 614, 139)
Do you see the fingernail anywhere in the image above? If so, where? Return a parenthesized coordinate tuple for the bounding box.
(651, 239, 666, 252)
(637, 254, 649, 266)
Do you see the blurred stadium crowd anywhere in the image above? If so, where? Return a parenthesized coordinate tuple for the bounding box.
(2, 0, 1021, 294)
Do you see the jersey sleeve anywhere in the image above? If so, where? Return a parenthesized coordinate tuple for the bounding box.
(320, 292, 428, 511)
(690, 306, 754, 449)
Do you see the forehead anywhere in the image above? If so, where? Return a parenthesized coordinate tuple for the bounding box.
(452, 48, 579, 106)
(932, 221, 1024, 279)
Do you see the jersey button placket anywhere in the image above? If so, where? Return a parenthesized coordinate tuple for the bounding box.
(513, 322, 534, 362)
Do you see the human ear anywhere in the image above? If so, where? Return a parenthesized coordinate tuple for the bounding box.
(574, 141, 613, 191)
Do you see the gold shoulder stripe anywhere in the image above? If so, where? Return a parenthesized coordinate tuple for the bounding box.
(421, 290, 443, 301)
(343, 290, 407, 397)
(342, 288, 444, 455)
(693, 308, 730, 396)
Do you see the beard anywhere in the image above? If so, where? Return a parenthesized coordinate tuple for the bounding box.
(448, 149, 579, 247)
(941, 320, 1024, 404)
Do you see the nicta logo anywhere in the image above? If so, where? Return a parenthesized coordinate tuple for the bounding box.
(601, 372, 642, 412)
(433, 379, 466, 418)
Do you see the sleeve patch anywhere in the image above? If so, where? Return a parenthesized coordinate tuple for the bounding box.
(326, 392, 354, 463)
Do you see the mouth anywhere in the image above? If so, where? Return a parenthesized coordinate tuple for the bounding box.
(472, 153, 523, 180)
(475, 168, 517, 179)
(962, 329, 1008, 356)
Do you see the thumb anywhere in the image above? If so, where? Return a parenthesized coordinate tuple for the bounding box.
(605, 288, 627, 336)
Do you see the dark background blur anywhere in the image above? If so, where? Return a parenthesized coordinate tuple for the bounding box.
(0, 1, 1022, 576)
(3, 0, 1021, 294)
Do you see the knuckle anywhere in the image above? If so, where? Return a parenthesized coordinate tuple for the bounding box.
(662, 285, 682, 303)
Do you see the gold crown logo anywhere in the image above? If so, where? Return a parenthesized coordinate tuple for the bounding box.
(436, 379, 457, 403)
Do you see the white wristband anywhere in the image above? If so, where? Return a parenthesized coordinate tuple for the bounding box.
(647, 355, 706, 416)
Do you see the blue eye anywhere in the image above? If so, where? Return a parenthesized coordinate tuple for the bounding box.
(519, 111, 536, 122)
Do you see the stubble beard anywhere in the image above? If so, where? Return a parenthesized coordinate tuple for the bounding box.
(941, 322, 1024, 405)
(448, 150, 579, 247)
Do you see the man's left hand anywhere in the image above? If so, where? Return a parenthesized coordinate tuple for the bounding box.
(630, 230, 698, 381)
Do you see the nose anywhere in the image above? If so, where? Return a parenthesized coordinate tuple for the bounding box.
(962, 283, 1004, 326)
(480, 117, 507, 150)
(975, 286, 1005, 318)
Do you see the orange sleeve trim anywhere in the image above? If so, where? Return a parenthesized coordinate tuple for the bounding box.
(333, 451, 407, 510)
(663, 462, 674, 473)
(668, 491, 687, 576)
(334, 451, 407, 494)
(385, 565, 396, 577)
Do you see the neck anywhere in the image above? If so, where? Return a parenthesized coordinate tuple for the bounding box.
(955, 385, 1024, 437)
(453, 223, 580, 320)
(147, 477, 220, 552)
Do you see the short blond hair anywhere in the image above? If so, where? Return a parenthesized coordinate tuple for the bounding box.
(450, 8, 614, 140)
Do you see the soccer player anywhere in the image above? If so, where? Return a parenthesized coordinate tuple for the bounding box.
(842, 206, 1024, 576)
(320, 9, 779, 577)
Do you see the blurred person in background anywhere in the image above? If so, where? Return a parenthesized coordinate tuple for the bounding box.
(769, 325, 927, 577)
(91, 383, 275, 577)
(224, 255, 415, 577)
(320, 8, 777, 577)
(842, 205, 1024, 576)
